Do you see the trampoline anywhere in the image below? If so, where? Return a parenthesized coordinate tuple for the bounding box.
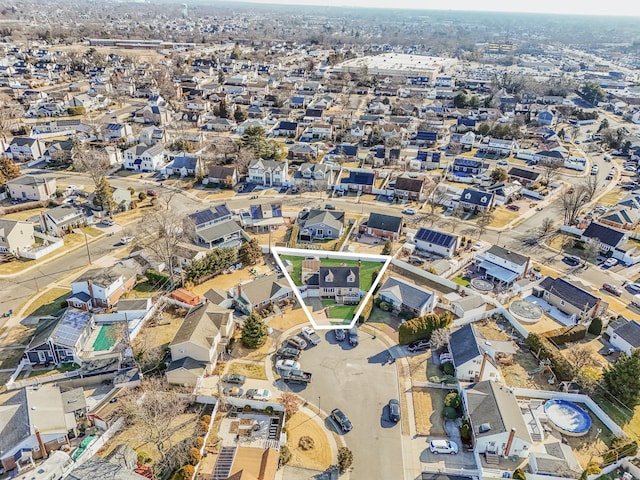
(544, 399, 592, 436)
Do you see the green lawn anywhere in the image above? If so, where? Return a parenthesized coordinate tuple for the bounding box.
(326, 303, 357, 320)
(280, 255, 384, 291)
(452, 276, 470, 287)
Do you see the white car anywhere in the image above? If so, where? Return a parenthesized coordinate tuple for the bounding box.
(603, 258, 618, 267)
(402, 208, 417, 215)
(120, 236, 134, 244)
(246, 388, 272, 401)
(102, 218, 115, 226)
(276, 359, 301, 373)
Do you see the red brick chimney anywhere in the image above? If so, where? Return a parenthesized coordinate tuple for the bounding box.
(35, 428, 48, 459)
(477, 352, 488, 382)
(504, 427, 516, 457)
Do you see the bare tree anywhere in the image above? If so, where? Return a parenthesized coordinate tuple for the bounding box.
(538, 218, 556, 237)
(558, 185, 590, 225)
(119, 377, 192, 462)
(582, 238, 600, 265)
(583, 174, 600, 202)
(564, 344, 595, 372)
(539, 158, 563, 184)
(476, 210, 494, 239)
(429, 328, 451, 351)
(279, 391, 301, 419)
(73, 146, 110, 190)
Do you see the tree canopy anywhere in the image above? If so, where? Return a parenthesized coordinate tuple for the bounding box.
(237, 126, 283, 160)
(239, 238, 263, 266)
(241, 311, 268, 348)
(602, 348, 640, 408)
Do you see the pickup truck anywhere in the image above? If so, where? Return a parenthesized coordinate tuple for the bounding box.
(281, 369, 313, 384)
(300, 326, 321, 346)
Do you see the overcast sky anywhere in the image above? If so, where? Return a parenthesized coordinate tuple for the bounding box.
(232, 0, 638, 17)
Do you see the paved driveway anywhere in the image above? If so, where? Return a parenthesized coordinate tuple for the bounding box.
(419, 419, 477, 470)
(280, 330, 403, 479)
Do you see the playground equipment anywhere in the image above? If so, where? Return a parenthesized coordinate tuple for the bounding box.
(528, 359, 556, 384)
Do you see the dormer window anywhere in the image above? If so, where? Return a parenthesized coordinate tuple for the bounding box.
(325, 270, 334, 283)
(481, 197, 487, 203)
(347, 270, 356, 283)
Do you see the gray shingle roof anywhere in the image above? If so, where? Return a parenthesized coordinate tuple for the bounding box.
(319, 266, 360, 288)
(378, 276, 432, 311)
(582, 221, 627, 248)
(196, 219, 242, 243)
(366, 213, 402, 233)
(486, 245, 528, 266)
(539, 276, 600, 311)
(613, 320, 640, 348)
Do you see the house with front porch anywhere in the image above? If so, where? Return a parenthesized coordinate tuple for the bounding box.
(122, 143, 166, 171)
(297, 208, 345, 241)
(242, 203, 285, 233)
(480, 137, 519, 155)
(377, 276, 435, 317)
(339, 168, 376, 194)
(40, 205, 88, 237)
(248, 158, 288, 186)
(6, 137, 46, 161)
(393, 175, 430, 202)
(206, 165, 239, 188)
(162, 155, 201, 177)
(293, 163, 334, 190)
(476, 245, 529, 288)
(452, 158, 486, 176)
(234, 274, 294, 314)
(23, 308, 93, 365)
(319, 266, 360, 304)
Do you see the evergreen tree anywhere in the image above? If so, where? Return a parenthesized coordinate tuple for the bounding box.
(0, 156, 21, 185)
(602, 349, 640, 408)
(233, 106, 247, 123)
(93, 176, 115, 212)
(239, 238, 262, 266)
(381, 239, 393, 255)
(241, 311, 268, 349)
(217, 97, 229, 119)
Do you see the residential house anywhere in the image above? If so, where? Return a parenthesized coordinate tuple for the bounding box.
(166, 303, 234, 386)
(206, 165, 239, 188)
(173, 242, 209, 269)
(325, 144, 358, 163)
(40, 205, 88, 237)
(476, 245, 529, 288)
(122, 143, 166, 172)
(339, 168, 376, 194)
(449, 324, 510, 382)
(139, 126, 168, 145)
(452, 158, 486, 176)
(528, 443, 583, 479)
(537, 109, 556, 126)
(242, 203, 285, 233)
(162, 155, 201, 177)
(440, 292, 487, 318)
(187, 205, 233, 231)
(194, 219, 246, 249)
(6, 137, 46, 161)
(6, 174, 56, 201)
(410, 151, 442, 171)
(234, 274, 293, 314)
(393, 176, 429, 201)
(204, 118, 236, 132)
(360, 212, 403, 241)
(413, 131, 438, 146)
(248, 158, 288, 187)
(287, 143, 318, 162)
(580, 222, 628, 253)
(377, 276, 435, 317)
(599, 206, 640, 230)
(24, 309, 93, 365)
(462, 380, 533, 458)
(319, 266, 360, 304)
(302, 122, 333, 141)
(298, 209, 345, 241)
(293, 163, 334, 189)
(459, 188, 495, 212)
(272, 121, 299, 137)
(606, 318, 640, 356)
(111, 187, 132, 212)
(413, 227, 459, 259)
(507, 167, 541, 188)
(0, 219, 35, 255)
(224, 447, 279, 480)
(103, 123, 133, 142)
(536, 276, 607, 321)
(0, 385, 85, 471)
(68, 264, 137, 309)
(133, 105, 171, 125)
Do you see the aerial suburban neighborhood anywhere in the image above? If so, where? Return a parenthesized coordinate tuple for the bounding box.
(1, 2, 640, 480)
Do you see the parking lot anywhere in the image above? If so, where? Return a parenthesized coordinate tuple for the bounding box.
(284, 329, 403, 480)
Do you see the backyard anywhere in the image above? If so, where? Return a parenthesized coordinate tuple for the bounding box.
(280, 255, 384, 291)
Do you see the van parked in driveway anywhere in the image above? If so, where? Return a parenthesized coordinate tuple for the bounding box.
(429, 439, 458, 454)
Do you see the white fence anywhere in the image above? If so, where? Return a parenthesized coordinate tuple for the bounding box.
(20, 232, 64, 260)
(73, 417, 125, 467)
(6, 362, 82, 390)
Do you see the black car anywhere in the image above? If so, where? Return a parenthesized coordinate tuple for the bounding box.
(325, 203, 336, 210)
(276, 346, 301, 360)
(408, 339, 431, 353)
(334, 328, 346, 342)
(330, 408, 353, 433)
(388, 399, 400, 422)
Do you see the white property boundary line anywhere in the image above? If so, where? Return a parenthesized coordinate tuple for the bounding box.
(271, 246, 392, 330)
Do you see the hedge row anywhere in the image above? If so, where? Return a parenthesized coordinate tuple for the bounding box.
(544, 325, 587, 345)
(525, 333, 574, 381)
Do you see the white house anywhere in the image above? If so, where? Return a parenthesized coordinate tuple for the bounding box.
(448, 324, 503, 383)
(377, 276, 435, 317)
(248, 158, 288, 186)
(412, 227, 459, 259)
(476, 245, 530, 288)
(123, 143, 166, 171)
(606, 317, 640, 356)
(462, 380, 533, 458)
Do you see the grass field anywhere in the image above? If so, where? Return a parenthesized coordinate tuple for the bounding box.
(321, 301, 357, 320)
(24, 287, 72, 317)
(280, 255, 384, 291)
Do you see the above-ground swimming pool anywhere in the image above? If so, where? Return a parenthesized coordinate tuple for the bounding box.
(543, 399, 592, 436)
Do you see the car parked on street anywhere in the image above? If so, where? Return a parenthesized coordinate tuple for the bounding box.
(408, 339, 430, 353)
(222, 374, 246, 385)
(506, 204, 520, 211)
(330, 408, 353, 433)
(564, 255, 582, 266)
(602, 283, 622, 296)
(101, 218, 115, 226)
(388, 399, 400, 422)
(324, 204, 336, 210)
(626, 282, 640, 294)
(401, 207, 417, 215)
(603, 258, 618, 267)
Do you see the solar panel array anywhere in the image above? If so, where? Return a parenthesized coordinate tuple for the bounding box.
(52, 310, 91, 348)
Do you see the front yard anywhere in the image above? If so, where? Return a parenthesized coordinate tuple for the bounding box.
(321, 300, 357, 320)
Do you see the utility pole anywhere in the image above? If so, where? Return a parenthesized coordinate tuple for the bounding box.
(83, 230, 92, 265)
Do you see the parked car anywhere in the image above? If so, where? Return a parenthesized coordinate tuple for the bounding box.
(408, 256, 425, 266)
(245, 389, 272, 401)
(120, 236, 135, 244)
(285, 336, 307, 350)
(429, 439, 458, 455)
(101, 218, 115, 226)
(388, 399, 400, 422)
(564, 255, 582, 266)
(626, 282, 640, 294)
(222, 374, 246, 385)
(146, 189, 157, 196)
(348, 326, 359, 346)
(408, 339, 431, 353)
(506, 204, 520, 211)
(497, 160, 509, 166)
(324, 204, 336, 210)
(603, 258, 618, 267)
(602, 283, 622, 296)
(591, 165, 599, 175)
(330, 408, 353, 433)
(595, 206, 610, 213)
(223, 387, 244, 397)
(300, 326, 321, 345)
(401, 207, 417, 215)
(276, 359, 301, 373)
(276, 346, 301, 360)
(334, 328, 346, 342)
